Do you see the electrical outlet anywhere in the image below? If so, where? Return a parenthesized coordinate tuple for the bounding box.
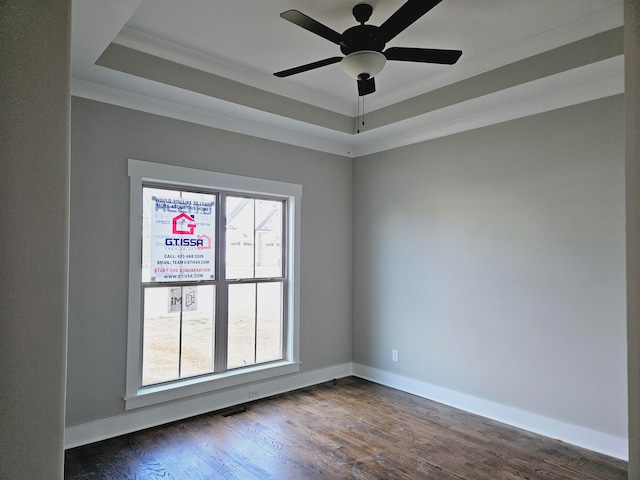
(248, 389, 260, 399)
(392, 349, 399, 362)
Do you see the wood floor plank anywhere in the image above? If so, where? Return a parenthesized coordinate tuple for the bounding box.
(65, 377, 627, 479)
(225, 402, 359, 478)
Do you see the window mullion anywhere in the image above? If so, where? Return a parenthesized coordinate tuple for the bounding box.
(215, 192, 228, 373)
(253, 201, 258, 364)
(178, 286, 184, 378)
(254, 283, 258, 365)
(253, 199, 257, 279)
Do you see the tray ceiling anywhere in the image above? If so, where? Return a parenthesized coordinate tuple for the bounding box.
(71, 0, 624, 157)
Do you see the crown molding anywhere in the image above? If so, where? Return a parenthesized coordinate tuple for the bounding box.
(71, 78, 355, 157)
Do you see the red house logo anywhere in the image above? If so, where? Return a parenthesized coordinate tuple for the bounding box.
(197, 234, 212, 249)
(172, 213, 196, 235)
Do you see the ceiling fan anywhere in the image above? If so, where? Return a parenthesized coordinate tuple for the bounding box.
(274, 0, 462, 96)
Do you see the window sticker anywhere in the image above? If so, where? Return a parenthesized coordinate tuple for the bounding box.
(168, 286, 198, 313)
(146, 192, 216, 282)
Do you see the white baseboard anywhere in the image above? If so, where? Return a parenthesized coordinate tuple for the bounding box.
(64, 362, 353, 449)
(66, 362, 628, 461)
(352, 363, 628, 461)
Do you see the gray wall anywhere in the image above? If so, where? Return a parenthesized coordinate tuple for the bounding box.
(353, 96, 627, 439)
(68, 94, 627, 448)
(626, 0, 640, 475)
(66, 98, 352, 426)
(0, 1, 70, 478)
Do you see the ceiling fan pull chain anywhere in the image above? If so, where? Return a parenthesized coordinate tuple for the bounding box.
(362, 94, 366, 128)
(356, 92, 361, 134)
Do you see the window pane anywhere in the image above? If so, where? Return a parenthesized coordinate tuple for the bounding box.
(142, 187, 216, 283)
(256, 282, 283, 363)
(142, 287, 180, 385)
(226, 197, 255, 279)
(226, 197, 283, 280)
(255, 200, 283, 278)
(180, 285, 216, 378)
(142, 285, 215, 385)
(227, 283, 256, 369)
(227, 282, 283, 369)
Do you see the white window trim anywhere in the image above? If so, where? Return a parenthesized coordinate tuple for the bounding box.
(126, 159, 301, 410)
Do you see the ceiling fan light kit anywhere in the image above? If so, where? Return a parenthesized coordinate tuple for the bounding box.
(274, 0, 462, 96)
(341, 50, 386, 80)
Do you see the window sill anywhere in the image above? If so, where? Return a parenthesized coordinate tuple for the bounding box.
(124, 360, 300, 410)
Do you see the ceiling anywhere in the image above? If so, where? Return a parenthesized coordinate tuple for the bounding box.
(71, 0, 624, 158)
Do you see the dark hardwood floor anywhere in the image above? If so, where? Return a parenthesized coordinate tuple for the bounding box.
(65, 377, 627, 479)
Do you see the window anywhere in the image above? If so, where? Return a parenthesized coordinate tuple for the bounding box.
(126, 160, 301, 409)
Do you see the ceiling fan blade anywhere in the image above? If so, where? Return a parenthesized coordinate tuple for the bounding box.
(280, 10, 343, 46)
(376, 0, 442, 44)
(384, 47, 462, 64)
(274, 57, 343, 78)
(357, 76, 376, 96)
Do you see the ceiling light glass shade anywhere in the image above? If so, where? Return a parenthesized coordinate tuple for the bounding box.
(341, 50, 386, 79)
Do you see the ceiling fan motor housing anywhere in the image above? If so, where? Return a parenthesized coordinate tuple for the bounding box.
(340, 24, 386, 55)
